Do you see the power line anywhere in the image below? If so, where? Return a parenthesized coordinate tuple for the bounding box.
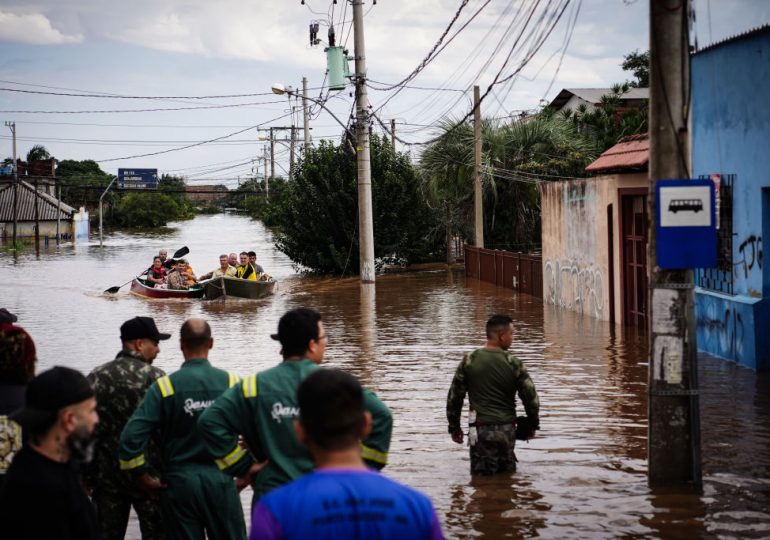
(94, 110, 294, 163)
(0, 100, 287, 114)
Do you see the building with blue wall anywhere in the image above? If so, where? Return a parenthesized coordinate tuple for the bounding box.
(692, 25, 770, 371)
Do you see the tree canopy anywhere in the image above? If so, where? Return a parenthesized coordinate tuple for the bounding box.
(273, 136, 442, 274)
(621, 49, 650, 88)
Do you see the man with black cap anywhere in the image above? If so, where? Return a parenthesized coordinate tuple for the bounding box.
(0, 366, 99, 539)
(85, 316, 169, 540)
(199, 307, 393, 505)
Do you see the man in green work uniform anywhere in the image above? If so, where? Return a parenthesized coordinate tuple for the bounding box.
(119, 318, 247, 540)
(86, 316, 168, 540)
(198, 307, 393, 504)
(447, 314, 540, 475)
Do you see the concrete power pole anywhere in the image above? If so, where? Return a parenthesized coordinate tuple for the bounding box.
(303, 77, 310, 150)
(269, 127, 275, 181)
(353, 0, 375, 282)
(647, 0, 702, 488)
(473, 85, 484, 248)
(4, 121, 18, 247)
(289, 126, 296, 180)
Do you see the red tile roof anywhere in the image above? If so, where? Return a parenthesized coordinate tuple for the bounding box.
(585, 133, 649, 173)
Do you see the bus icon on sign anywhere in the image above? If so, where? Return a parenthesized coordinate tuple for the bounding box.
(668, 198, 703, 213)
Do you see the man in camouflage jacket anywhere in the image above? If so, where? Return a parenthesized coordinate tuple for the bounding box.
(85, 317, 171, 540)
(447, 314, 539, 475)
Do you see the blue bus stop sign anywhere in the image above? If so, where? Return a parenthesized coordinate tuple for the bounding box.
(656, 178, 716, 269)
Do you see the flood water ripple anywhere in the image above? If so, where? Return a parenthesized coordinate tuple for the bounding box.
(2, 213, 769, 539)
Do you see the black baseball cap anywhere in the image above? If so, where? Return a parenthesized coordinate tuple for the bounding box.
(120, 316, 171, 342)
(11, 366, 95, 428)
(0, 308, 18, 324)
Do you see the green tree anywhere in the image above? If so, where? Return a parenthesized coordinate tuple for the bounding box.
(56, 159, 114, 209)
(111, 192, 184, 228)
(26, 144, 50, 162)
(419, 119, 474, 263)
(558, 83, 648, 152)
(621, 49, 650, 88)
(275, 136, 441, 274)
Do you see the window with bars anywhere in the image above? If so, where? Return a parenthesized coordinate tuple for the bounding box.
(695, 174, 735, 294)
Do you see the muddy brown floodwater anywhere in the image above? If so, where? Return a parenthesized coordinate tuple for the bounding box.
(2, 213, 769, 539)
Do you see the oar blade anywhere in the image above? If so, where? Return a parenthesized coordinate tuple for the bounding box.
(173, 246, 189, 258)
(105, 286, 121, 294)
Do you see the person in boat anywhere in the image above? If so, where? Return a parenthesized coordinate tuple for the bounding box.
(199, 254, 237, 281)
(145, 257, 166, 287)
(167, 260, 192, 290)
(180, 259, 198, 286)
(228, 253, 239, 269)
(248, 251, 265, 274)
(236, 252, 257, 280)
(158, 249, 168, 265)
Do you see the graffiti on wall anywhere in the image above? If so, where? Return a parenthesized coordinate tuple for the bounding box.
(734, 234, 763, 279)
(544, 260, 604, 317)
(697, 296, 745, 362)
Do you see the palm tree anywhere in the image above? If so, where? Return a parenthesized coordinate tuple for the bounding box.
(26, 145, 51, 163)
(419, 119, 475, 263)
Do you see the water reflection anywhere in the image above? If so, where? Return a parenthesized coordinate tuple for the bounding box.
(1, 213, 769, 539)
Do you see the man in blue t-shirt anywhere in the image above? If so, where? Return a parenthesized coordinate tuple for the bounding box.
(250, 369, 444, 540)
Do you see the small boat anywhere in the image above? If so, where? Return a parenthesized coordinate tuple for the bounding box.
(130, 277, 205, 299)
(201, 276, 277, 300)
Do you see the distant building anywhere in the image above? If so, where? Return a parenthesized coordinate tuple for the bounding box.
(691, 25, 770, 371)
(547, 87, 649, 114)
(0, 179, 88, 242)
(185, 185, 229, 204)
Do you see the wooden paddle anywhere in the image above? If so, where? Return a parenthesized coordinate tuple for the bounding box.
(105, 246, 189, 294)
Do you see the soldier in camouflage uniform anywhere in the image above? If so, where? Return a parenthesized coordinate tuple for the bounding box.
(447, 314, 539, 475)
(86, 316, 170, 540)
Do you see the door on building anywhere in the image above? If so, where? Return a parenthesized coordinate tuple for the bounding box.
(620, 190, 648, 327)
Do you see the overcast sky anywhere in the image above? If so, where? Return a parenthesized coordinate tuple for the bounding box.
(0, 0, 767, 184)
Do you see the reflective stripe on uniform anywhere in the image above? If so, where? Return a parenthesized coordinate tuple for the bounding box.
(214, 444, 248, 471)
(242, 374, 257, 398)
(157, 376, 175, 398)
(119, 454, 145, 470)
(228, 372, 240, 388)
(361, 444, 388, 465)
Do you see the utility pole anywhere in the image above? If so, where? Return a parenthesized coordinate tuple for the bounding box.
(56, 178, 61, 245)
(390, 119, 396, 152)
(269, 127, 275, 181)
(264, 146, 269, 201)
(647, 0, 701, 489)
(303, 76, 310, 150)
(289, 126, 296, 180)
(33, 176, 40, 254)
(353, 0, 375, 282)
(5, 121, 18, 247)
(473, 85, 484, 248)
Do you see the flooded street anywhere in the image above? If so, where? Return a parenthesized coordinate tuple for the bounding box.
(2, 213, 769, 539)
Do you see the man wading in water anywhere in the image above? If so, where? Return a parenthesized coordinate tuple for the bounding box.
(446, 314, 540, 475)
